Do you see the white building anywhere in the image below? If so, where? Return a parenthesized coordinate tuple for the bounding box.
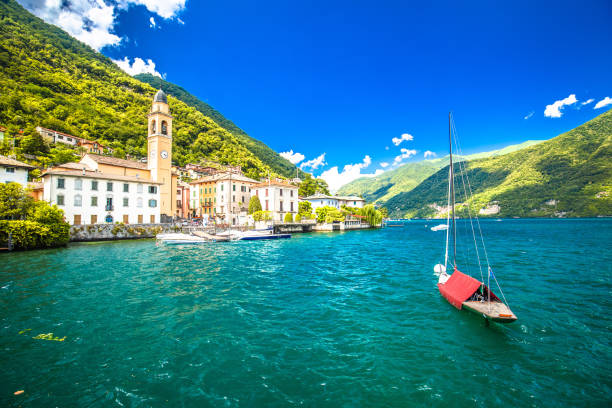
(252, 180, 299, 222)
(41, 167, 162, 225)
(337, 196, 365, 209)
(303, 194, 365, 211)
(215, 172, 258, 225)
(0, 155, 33, 186)
(302, 194, 340, 211)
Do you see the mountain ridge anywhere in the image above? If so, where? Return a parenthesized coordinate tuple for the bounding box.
(0, 0, 297, 179)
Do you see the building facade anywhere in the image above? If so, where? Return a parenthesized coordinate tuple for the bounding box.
(39, 89, 178, 225)
(41, 170, 162, 225)
(0, 155, 33, 186)
(252, 180, 299, 222)
(215, 172, 258, 225)
(303, 194, 365, 211)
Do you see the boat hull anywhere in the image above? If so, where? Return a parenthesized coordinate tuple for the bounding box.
(461, 300, 517, 323)
(239, 234, 291, 241)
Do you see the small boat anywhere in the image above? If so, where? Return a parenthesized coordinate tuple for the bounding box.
(156, 233, 209, 245)
(435, 113, 516, 324)
(431, 224, 448, 231)
(233, 229, 291, 241)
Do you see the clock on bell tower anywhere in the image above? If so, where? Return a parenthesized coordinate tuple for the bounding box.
(147, 89, 174, 218)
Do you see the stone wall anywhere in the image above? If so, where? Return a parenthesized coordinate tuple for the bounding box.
(70, 223, 180, 242)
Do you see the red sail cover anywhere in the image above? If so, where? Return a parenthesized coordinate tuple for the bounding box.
(438, 269, 482, 309)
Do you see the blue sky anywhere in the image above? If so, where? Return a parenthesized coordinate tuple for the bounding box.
(19, 0, 612, 190)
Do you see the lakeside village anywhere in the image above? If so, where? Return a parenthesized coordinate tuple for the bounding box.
(0, 91, 384, 250)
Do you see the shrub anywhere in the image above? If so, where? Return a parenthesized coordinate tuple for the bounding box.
(248, 195, 262, 214)
(294, 213, 302, 222)
(284, 212, 293, 222)
(252, 210, 272, 221)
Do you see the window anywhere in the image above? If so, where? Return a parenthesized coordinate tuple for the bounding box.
(57, 195, 64, 205)
(57, 178, 65, 189)
(148, 199, 157, 208)
(280, 189, 283, 197)
(123, 183, 129, 193)
(90, 215, 97, 224)
(232, 195, 235, 202)
(5, 168, 14, 173)
(242, 196, 245, 203)
(148, 186, 157, 194)
(106, 197, 113, 211)
(67, 137, 72, 142)
(161, 120, 168, 135)
(75, 179, 82, 190)
(233, 184, 236, 191)
(91, 180, 98, 191)
(265, 189, 268, 197)
(150, 120, 156, 134)
(221, 184, 224, 191)
(138, 214, 143, 224)
(73, 214, 81, 225)
(91, 196, 98, 206)
(137, 197, 143, 208)
(137, 184, 143, 193)
(107, 182, 113, 192)
(265, 200, 269, 211)
(74, 194, 82, 207)
(291, 202, 294, 212)
(150, 215, 155, 223)
(58, 135, 63, 140)
(123, 198, 129, 207)
(290, 190, 294, 197)
(280, 201, 283, 211)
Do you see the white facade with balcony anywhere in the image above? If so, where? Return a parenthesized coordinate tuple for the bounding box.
(215, 173, 258, 225)
(41, 171, 162, 225)
(252, 182, 299, 222)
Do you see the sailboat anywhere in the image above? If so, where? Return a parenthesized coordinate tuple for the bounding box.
(434, 113, 517, 324)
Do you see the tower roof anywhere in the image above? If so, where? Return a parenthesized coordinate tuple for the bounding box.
(153, 89, 168, 104)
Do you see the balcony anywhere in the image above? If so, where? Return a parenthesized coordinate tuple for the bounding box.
(105, 205, 114, 211)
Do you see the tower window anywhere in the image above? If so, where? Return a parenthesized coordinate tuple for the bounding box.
(161, 121, 168, 135)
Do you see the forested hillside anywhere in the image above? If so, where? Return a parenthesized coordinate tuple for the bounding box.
(338, 140, 543, 203)
(385, 109, 612, 218)
(134, 74, 303, 178)
(0, 0, 296, 179)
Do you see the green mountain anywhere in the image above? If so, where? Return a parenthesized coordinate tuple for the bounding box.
(338, 140, 543, 203)
(134, 73, 304, 178)
(0, 0, 296, 179)
(385, 109, 612, 218)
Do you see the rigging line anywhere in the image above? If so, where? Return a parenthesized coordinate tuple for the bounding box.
(450, 120, 510, 308)
(451, 118, 485, 284)
(444, 166, 451, 270)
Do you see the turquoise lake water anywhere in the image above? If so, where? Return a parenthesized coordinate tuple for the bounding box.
(1, 219, 611, 407)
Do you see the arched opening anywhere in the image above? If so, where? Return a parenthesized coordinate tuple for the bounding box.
(161, 120, 168, 135)
(150, 120, 156, 134)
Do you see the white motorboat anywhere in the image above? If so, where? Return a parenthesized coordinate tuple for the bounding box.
(156, 233, 208, 245)
(431, 224, 448, 231)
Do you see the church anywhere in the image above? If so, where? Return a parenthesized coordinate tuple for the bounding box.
(40, 90, 178, 225)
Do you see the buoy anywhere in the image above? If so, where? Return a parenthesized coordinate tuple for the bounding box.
(14, 390, 24, 395)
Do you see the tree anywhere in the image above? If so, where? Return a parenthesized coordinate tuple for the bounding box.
(48, 145, 78, 165)
(298, 174, 330, 196)
(294, 213, 302, 222)
(0, 182, 34, 220)
(298, 201, 313, 218)
(20, 127, 49, 155)
(284, 212, 293, 222)
(252, 210, 272, 221)
(360, 204, 383, 226)
(315, 206, 344, 223)
(248, 195, 262, 214)
(378, 207, 389, 219)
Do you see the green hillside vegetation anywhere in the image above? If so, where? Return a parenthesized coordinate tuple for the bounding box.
(0, 0, 297, 180)
(134, 73, 302, 178)
(385, 109, 612, 218)
(338, 140, 543, 203)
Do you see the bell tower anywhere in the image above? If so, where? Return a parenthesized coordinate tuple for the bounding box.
(147, 89, 174, 218)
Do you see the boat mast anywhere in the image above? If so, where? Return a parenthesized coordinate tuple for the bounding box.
(449, 112, 456, 269)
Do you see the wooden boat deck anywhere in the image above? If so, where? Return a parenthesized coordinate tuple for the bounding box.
(462, 300, 517, 323)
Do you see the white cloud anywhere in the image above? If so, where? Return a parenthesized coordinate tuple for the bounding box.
(581, 99, 594, 106)
(149, 16, 156, 28)
(279, 150, 305, 165)
(594, 97, 612, 110)
(177, 17, 185, 25)
(393, 148, 417, 165)
(544, 94, 577, 118)
(318, 155, 378, 192)
(524, 111, 534, 120)
(392, 133, 414, 146)
(380, 162, 389, 168)
(124, 0, 186, 19)
(385, 146, 389, 150)
(112, 57, 161, 77)
(300, 153, 326, 170)
(423, 150, 437, 158)
(18, 0, 186, 50)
